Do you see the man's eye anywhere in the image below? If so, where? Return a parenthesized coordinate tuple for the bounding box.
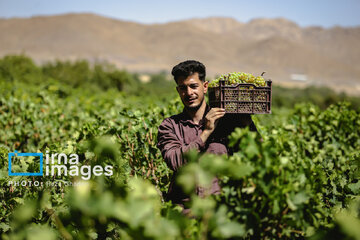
(190, 85, 198, 89)
(179, 86, 187, 91)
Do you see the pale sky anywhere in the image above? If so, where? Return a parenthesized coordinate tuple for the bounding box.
(0, 0, 359, 28)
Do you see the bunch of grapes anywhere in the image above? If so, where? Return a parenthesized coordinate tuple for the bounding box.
(224, 102, 237, 112)
(208, 72, 266, 87)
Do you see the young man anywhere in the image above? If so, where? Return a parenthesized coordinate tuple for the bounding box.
(157, 60, 257, 211)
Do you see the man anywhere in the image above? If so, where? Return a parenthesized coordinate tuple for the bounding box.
(157, 60, 257, 212)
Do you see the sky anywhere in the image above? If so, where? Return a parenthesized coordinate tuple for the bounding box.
(0, 0, 360, 28)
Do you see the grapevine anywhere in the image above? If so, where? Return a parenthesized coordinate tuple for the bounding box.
(0, 56, 359, 239)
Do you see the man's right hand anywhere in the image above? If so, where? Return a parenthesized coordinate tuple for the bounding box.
(200, 108, 225, 143)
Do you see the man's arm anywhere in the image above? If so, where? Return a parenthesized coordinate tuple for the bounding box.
(157, 118, 205, 172)
(200, 108, 226, 143)
(157, 108, 225, 172)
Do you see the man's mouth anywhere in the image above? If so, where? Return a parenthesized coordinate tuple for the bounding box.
(186, 98, 196, 103)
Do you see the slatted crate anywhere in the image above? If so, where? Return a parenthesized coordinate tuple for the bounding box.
(208, 80, 272, 114)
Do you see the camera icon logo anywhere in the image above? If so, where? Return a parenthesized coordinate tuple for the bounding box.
(8, 150, 43, 176)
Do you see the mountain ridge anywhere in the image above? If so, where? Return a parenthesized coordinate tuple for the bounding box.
(1, 13, 359, 94)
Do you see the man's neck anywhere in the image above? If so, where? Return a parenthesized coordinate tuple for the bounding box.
(184, 101, 206, 125)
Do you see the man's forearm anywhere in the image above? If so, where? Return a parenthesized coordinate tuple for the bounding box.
(162, 136, 205, 171)
(200, 129, 212, 144)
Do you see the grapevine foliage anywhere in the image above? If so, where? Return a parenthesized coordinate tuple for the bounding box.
(0, 56, 359, 239)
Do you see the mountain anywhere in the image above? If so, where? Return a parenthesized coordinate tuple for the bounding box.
(183, 17, 243, 34)
(0, 13, 359, 94)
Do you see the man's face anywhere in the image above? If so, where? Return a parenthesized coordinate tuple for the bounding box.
(176, 73, 208, 110)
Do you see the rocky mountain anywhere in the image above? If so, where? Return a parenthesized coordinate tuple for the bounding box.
(0, 13, 359, 94)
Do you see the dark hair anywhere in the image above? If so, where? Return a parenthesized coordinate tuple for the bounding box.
(171, 60, 206, 83)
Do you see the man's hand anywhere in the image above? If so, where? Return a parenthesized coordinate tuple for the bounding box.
(200, 108, 225, 143)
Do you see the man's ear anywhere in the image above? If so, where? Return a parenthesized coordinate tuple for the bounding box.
(203, 81, 209, 94)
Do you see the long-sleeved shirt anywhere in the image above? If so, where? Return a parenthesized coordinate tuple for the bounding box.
(157, 105, 258, 204)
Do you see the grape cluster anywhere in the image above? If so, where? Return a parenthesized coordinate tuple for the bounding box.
(209, 72, 266, 87)
(224, 102, 237, 112)
(254, 103, 264, 111)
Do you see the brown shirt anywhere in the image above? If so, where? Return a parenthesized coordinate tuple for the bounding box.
(157, 105, 258, 204)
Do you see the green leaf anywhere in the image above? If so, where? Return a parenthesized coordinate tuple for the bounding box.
(217, 222, 245, 238)
(348, 181, 360, 194)
(293, 191, 309, 205)
(0, 222, 10, 232)
(27, 225, 57, 240)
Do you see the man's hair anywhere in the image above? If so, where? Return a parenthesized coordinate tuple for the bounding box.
(171, 60, 206, 83)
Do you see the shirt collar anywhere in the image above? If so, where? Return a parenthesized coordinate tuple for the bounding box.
(179, 104, 211, 126)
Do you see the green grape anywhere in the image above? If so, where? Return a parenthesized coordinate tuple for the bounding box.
(247, 74, 255, 84)
(210, 71, 268, 88)
(255, 76, 266, 87)
(239, 72, 247, 82)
